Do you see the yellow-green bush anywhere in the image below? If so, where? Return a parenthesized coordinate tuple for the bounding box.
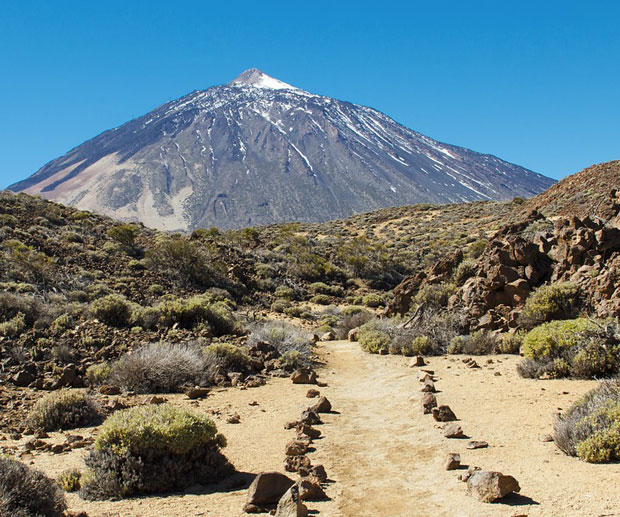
(519, 282, 580, 329)
(575, 401, 620, 463)
(522, 318, 598, 360)
(358, 321, 391, 353)
(362, 293, 385, 308)
(25, 390, 101, 431)
(414, 282, 456, 309)
(95, 404, 217, 457)
(204, 343, 252, 372)
(411, 336, 433, 355)
(89, 294, 132, 327)
(311, 294, 331, 305)
(85, 363, 111, 386)
(274, 285, 295, 300)
(0, 312, 26, 337)
(57, 468, 82, 492)
(271, 299, 292, 313)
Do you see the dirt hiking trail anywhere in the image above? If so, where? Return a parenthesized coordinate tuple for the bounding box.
(19, 340, 620, 516)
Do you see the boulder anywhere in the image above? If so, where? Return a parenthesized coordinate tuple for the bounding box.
(99, 384, 120, 395)
(245, 471, 295, 508)
(420, 392, 437, 414)
(291, 368, 318, 384)
(12, 370, 35, 387)
(310, 396, 332, 413)
(432, 405, 457, 422)
(467, 440, 488, 449)
(321, 331, 336, 341)
(309, 464, 328, 482)
(410, 355, 426, 367)
(443, 423, 464, 438)
(466, 471, 520, 502)
(347, 327, 359, 341)
(444, 453, 461, 470)
(274, 485, 308, 517)
(185, 386, 209, 399)
(54, 364, 77, 389)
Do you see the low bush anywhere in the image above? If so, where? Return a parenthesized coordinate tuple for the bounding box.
(58, 468, 82, 492)
(334, 309, 373, 340)
(414, 282, 456, 309)
(452, 259, 476, 285)
(522, 318, 598, 360)
(519, 282, 581, 330)
(554, 379, 620, 463)
(0, 456, 67, 516)
(89, 294, 132, 327)
(358, 321, 391, 353)
(310, 294, 331, 305)
(247, 321, 314, 366)
(109, 343, 210, 393)
(85, 363, 111, 386)
(0, 312, 26, 337)
(271, 299, 292, 313)
(274, 285, 295, 300)
(361, 293, 385, 308)
(309, 282, 344, 297)
(518, 320, 620, 379)
(25, 390, 101, 431)
(447, 330, 497, 355)
(497, 331, 524, 354)
(80, 404, 233, 499)
(203, 343, 253, 372)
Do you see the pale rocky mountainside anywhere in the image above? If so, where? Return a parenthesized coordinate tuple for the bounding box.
(10, 69, 554, 230)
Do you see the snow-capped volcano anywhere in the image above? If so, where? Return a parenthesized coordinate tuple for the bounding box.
(10, 68, 555, 231)
(229, 68, 299, 91)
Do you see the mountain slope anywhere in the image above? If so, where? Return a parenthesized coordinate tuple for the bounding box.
(10, 69, 555, 230)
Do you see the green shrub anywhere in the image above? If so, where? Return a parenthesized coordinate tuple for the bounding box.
(522, 319, 598, 360)
(497, 331, 524, 354)
(519, 282, 580, 330)
(271, 299, 292, 313)
(89, 294, 132, 327)
(203, 343, 253, 372)
(311, 294, 331, 305)
(446, 330, 496, 355)
(25, 390, 101, 431)
(468, 238, 488, 259)
(110, 343, 210, 393)
(86, 363, 111, 386)
(0, 312, 26, 337)
(58, 468, 82, 492)
(274, 285, 295, 300)
(81, 404, 233, 499)
(452, 259, 476, 285)
(341, 305, 367, 316)
(309, 282, 344, 297)
(0, 456, 66, 516)
(107, 224, 139, 252)
(362, 293, 385, 308)
(554, 379, 620, 463)
(358, 321, 391, 353)
(148, 284, 165, 296)
(411, 336, 433, 355)
(414, 282, 456, 309)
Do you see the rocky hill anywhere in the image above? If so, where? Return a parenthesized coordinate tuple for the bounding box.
(9, 69, 554, 231)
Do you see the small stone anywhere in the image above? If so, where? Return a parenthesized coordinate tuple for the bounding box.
(306, 389, 320, 398)
(297, 478, 328, 501)
(539, 434, 554, 442)
(421, 379, 436, 393)
(378, 348, 389, 355)
(274, 485, 308, 517)
(99, 384, 120, 396)
(420, 392, 437, 414)
(432, 405, 457, 422)
(310, 396, 332, 413)
(245, 471, 295, 507)
(409, 355, 425, 367)
(148, 395, 166, 404)
(12, 370, 35, 387)
(309, 464, 328, 482)
(467, 440, 488, 449)
(320, 331, 335, 341)
(285, 440, 308, 456)
(51, 444, 65, 454)
(458, 466, 481, 482)
(226, 413, 241, 424)
(494, 371, 502, 376)
(297, 424, 321, 440)
(444, 453, 461, 470)
(291, 368, 318, 385)
(443, 423, 464, 438)
(300, 410, 322, 425)
(284, 455, 312, 473)
(466, 471, 520, 502)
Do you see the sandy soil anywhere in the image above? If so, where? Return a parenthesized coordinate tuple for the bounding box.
(9, 340, 620, 516)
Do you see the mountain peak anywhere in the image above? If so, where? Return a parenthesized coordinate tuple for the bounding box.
(229, 68, 298, 90)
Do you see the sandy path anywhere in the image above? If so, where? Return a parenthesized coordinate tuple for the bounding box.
(11, 340, 620, 516)
(310, 340, 620, 516)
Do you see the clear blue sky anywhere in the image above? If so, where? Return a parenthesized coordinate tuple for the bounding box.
(2, 0, 619, 188)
